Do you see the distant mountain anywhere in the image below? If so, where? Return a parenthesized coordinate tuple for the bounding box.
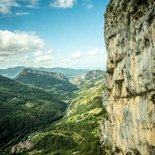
(0, 75, 67, 148)
(15, 68, 76, 99)
(69, 70, 105, 85)
(69, 74, 86, 85)
(0, 66, 25, 78)
(37, 67, 90, 77)
(17, 68, 68, 81)
(0, 66, 89, 78)
(85, 70, 105, 80)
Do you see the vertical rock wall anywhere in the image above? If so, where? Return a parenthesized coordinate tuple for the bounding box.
(102, 0, 155, 154)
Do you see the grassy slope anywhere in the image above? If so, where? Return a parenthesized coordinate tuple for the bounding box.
(0, 75, 67, 150)
(15, 73, 106, 155)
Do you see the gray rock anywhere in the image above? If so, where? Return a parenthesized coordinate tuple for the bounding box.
(101, 0, 155, 154)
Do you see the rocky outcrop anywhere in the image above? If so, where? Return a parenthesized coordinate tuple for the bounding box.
(101, 0, 155, 154)
(18, 68, 68, 81)
(69, 70, 105, 85)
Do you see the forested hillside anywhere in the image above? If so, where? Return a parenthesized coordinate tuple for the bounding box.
(0, 75, 67, 150)
(10, 70, 106, 155)
(15, 68, 77, 100)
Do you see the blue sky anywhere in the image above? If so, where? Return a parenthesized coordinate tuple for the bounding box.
(0, 0, 109, 69)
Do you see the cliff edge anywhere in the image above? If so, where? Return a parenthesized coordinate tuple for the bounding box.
(101, 0, 155, 154)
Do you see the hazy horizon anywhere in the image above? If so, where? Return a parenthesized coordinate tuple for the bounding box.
(0, 65, 105, 71)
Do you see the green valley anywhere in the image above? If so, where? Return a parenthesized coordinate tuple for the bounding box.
(0, 75, 67, 151)
(0, 69, 106, 155)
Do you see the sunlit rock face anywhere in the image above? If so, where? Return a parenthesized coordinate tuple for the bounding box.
(101, 0, 155, 154)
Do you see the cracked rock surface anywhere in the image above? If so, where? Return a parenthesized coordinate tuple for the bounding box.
(101, 0, 155, 154)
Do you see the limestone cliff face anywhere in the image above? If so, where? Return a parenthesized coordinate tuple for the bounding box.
(101, 0, 155, 154)
(18, 68, 68, 81)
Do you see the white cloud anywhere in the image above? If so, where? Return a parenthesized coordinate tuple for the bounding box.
(82, 0, 93, 9)
(0, 30, 44, 57)
(0, 49, 107, 69)
(26, 0, 39, 8)
(88, 48, 99, 56)
(50, 0, 94, 9)
(34, 49, 53, 62)
(66, 48, 107, 69)
(0, 0, 20, 15)
(15, 12, 30, 16)
(0, 0, 39, 15)
(50, 0, 76, 9)
(71, 48, 106, 60)
(0, 33, 107, 69)
(72, 51, 81, 59)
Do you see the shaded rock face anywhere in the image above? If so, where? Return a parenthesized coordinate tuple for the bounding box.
(101, 0, 155, 154)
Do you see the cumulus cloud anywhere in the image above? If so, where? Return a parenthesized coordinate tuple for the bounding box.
(0, 0, 39, 15)
(16, 49, 58, 68)
(50, 0, 76, 9)
(66, 48, 107, 69)
(0, 48, 107, 69)
(88, 48, 99, 56)
(26, 0, 39, 8)
(69, 50, 106, 69)
(34, 49, 53, 62)
(0, 30, 44, 57)
(71, 48, 106, 60)
(0, 0, 20, 15)
(72, 51, 81, 59)
(15, 12, 30, 16)
(0, 31, 107, 69)
(50, 0, 94, 9)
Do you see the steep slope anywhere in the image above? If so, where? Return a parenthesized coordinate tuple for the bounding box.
(10, 71, 106, 155)
(70, 70, 105, 85)
(15, 68, 76, 99)
(101, 1, 155, 154)
(0, 75, 67, 150)
(69, 74, 86, 85)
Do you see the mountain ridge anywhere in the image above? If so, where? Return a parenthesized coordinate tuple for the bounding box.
(16, 68, 69, 82)
(0, 66, 90, 78)
(15, 68, 77, 100)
